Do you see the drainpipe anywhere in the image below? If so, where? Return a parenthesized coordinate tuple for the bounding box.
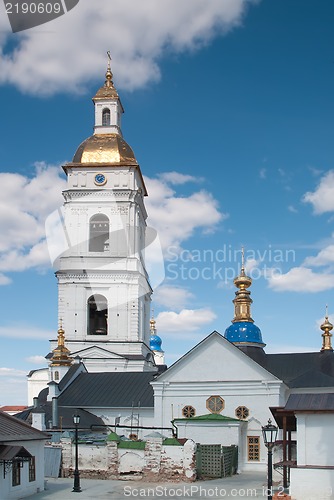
(52, 397, 59, 428)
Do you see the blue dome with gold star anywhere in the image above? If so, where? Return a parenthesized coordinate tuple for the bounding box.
(150, 334, 163, 352)
(223, 251, 266, 348)
(225, 321, 264, 345)
(149, 315, 164, 352)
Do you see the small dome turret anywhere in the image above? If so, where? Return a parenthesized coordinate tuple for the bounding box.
(224, 248, 265, 347)
(320, 306, 333, 352)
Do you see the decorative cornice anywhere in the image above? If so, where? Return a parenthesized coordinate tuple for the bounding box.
(63, 189, 138, 201)
(56, 271, 149, 282)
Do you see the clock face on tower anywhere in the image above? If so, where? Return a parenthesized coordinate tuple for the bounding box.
(94, 173, 107, 186)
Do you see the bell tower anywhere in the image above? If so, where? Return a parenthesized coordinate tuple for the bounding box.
(50, 57, 155, 372)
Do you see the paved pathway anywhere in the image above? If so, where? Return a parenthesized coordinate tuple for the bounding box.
(26, 472, 274, 499)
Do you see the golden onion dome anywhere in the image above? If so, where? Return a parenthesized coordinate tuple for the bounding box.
(72, 133, 138, 165)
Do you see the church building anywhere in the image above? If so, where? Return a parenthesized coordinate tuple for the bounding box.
(22, 62, 334, 493)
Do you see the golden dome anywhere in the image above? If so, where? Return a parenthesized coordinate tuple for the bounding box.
(72, 133, 138, 165)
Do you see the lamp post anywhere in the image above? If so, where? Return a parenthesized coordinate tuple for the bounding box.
(72, 414, 81, 493)
(262, 418, 278, 500)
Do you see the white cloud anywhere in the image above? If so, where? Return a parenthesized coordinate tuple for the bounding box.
(0, 0, 258, 95)
(158, 172, 201, 185)
(245, 258, 259, 274)
(259, 168, 266, 179)
(288, 205, 298, 213)
(153, 285, 194, 310)
(145, 175, 225, 251)
(157, 308, 217, 333)
(0, 164, 66, 281)
(0, 373, 27, 405)
(303, 170, 334, 214)
(0, 325, 53, 340)
(25, 355, 47, 365)
(0, 274, 12, 285)
(268, 267, 334, 293)
(304, 244, 334, 267)
(0, 367, 27, 377)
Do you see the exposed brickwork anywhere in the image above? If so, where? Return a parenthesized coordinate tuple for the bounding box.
(106, 441, 119, 479)
(59, 437, 197, 482)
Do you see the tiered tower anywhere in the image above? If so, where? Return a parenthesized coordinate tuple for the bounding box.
(50, 57, 155, 372)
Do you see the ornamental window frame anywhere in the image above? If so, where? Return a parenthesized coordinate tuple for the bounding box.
(182, 405, 196, 418)
(206, 395, 225, 414)
(235, 406, 250, 419)
(247, 436, 260, 461)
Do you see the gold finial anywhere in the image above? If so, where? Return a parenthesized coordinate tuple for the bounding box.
(105, 50, 113, 88)
(321, 306, 333, 352)
(50, 323, 72, 367)
(150, 308, 156, 334)
(92, 51, 119, 101)
(241, 246, 245, 274)
(232, 247, 254, 323)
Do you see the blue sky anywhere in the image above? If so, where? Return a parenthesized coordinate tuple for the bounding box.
(1, 0, 334, 404)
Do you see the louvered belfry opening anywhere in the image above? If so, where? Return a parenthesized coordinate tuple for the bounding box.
(89, 214, 110, 252)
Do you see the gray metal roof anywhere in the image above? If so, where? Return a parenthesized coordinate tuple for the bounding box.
(0, 411, 49, 442)
(15, 405, 104, 430)
(0, 445, 32, 460)
(285, 393, 334, 411)
(58, 363, 85, 391)
(239, 346, 334, 388)
(58, 372, 156, 407)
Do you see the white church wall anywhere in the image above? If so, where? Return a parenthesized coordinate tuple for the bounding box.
(155, 380, 282, 435)
(295, 413, 334, 466)
(290, 469, 334, 500)
(175, 420, 241, 446)
(160, 384, 278, 471)
(289, 413, 334, 500)
(27, 368, 49, 406)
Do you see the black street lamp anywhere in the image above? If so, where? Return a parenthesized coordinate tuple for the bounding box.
(262, 418, 278, 500)
(72, 414, 81, 493)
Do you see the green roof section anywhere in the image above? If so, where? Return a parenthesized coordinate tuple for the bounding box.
(173, 413, 242, 422)
(118, 440, 146, 449)
(163, 437, 182, 446)
(107, 431, 121, 442)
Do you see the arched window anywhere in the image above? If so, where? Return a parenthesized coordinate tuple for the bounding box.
(54, 371, 59, 381)
(89, 214, 109, 252)
(102, 108, 111, 126)
(88, 294, 108, 335)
